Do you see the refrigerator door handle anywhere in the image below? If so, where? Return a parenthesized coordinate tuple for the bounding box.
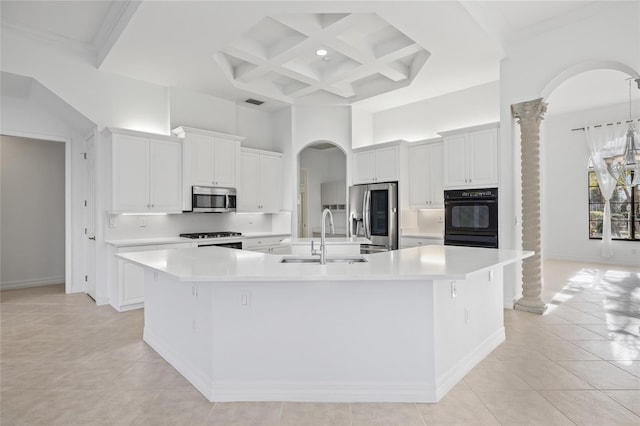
(363, 190, 371, 239)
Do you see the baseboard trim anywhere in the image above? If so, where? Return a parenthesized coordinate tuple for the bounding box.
(434, 327, 505, 401)
(545, 253, 639, 267)
(1, 276, 65, 290)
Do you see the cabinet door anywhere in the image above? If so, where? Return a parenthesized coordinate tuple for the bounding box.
(238, 151, 260, 211)
(190, 133, 215, 186)
(467, 130, 498, 187)
(375, 146, 398, 182)
(409, 144, 430, 207)
(334, 181, 346, 206)
(258, 154, 282, 212)
(443, 135, 468, 188)
(353, 150, 376, 184)
(112, 135, 149, 212)
(213, 138, 237, 187)
(429, 142, 444, 207)
(321, 182, 335, 206)
(121, 261, 145, 305)
(149, 139, 182, 212)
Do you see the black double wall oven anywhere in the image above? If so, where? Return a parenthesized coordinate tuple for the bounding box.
(444, 188, 498, 248)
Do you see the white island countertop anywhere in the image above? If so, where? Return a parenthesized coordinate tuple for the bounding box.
(117, 245, 533, 282)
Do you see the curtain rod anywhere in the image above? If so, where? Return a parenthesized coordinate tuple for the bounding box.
(571, 118, 640, 132)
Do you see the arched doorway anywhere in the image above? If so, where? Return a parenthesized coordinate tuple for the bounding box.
(297, 141, 347, 238)
(541, 66, 639, 265)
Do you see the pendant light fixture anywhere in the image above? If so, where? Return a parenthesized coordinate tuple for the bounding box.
(603, 78, 640, 185)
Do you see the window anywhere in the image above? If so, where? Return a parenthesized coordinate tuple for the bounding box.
(588, 169, 640, 240)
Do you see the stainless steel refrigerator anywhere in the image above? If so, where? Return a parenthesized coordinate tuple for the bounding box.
(348, 182, 398, 253)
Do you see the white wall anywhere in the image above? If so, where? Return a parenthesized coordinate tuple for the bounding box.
(1, 30, 169, 134)
(371, 81, 500, 144)
(290, 105, 352, 237)
(542, 103, 639, 266)
(169, 87, 236, 134)
(1, 136, 65, 289)
(236, 105, 274, 151)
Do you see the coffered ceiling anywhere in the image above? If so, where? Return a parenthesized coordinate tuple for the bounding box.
(0, 1, 628, 113)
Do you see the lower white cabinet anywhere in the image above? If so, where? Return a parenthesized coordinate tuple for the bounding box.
(242, 235, 290, 254)
(108, 242, 191, 311)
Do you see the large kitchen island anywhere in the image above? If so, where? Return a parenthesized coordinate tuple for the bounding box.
(118, 245, 532, 403)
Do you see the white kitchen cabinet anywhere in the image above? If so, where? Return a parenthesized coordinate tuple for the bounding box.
(321, 180, 347, 209)
(108, 242, 191, 311)
(173, 126, 243, 211)
(409, 140, 444, 208)
(238, 148, 282, 213)
(441, 124, 498, 189)
(106, 129, 182, 214)
(243, 235, 290, 254)
(352, 145, 400, 184)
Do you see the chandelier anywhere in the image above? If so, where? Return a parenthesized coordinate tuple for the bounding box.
(603, 78, 640, 186)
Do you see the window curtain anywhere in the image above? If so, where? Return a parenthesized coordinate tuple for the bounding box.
(584, 123, 627, 257)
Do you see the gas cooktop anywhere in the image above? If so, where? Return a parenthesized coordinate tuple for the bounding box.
(179, 231, 242, 239)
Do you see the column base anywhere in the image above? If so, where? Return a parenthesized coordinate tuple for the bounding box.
(514, 298, 548, 315)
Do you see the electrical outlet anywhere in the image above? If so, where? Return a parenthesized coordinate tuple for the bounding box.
(465, 308, 471, 324)
(109, 216, 118, 228)
(240, 290, 251, 307)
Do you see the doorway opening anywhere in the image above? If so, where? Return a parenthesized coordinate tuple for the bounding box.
(0, 135, 67, 291)
(297, 141, 347, 238)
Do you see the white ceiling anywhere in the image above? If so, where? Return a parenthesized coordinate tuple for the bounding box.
(0, 1, 632, 114)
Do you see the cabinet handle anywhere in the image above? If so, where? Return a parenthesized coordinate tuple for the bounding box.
(451, 281, 457, 298)
(147, 204, 150, 209)
(151, 204, 154, 208)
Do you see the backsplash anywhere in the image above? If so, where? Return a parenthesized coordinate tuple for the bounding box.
(401, 208, 444, 236)
(104, 211, 292, 240)
(417, 209, 444, 235)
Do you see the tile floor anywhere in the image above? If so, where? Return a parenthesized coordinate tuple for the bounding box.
(1, 259, 639, 425)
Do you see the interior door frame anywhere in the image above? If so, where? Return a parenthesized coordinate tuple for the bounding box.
(0, 128, 73, 293)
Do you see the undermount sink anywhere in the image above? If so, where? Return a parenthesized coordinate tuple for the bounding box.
(280, 256, 368, 264)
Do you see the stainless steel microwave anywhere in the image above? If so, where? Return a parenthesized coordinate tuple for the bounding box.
(191, 186, 236, 213)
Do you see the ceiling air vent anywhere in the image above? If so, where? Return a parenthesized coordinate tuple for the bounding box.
(245, 98, 264, 106)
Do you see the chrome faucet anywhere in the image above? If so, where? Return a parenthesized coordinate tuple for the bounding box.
(311, 208, 335, 264)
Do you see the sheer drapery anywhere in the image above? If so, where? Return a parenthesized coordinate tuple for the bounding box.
(584, 123, 628, 257)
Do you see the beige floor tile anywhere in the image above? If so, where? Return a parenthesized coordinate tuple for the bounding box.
(502, 360, 592, 390)
(474, 389, 574, 425)
(603, 390, 640, 417)
(550, 306, 608, 325)
(558, 361, 640, 389)
(531, 339, 600, 361)
(490, 340, 551, 362)
(610, 360, 640, 378)
(541, 390, 640, 425)
(280, 402, 351, 426)
(117, 361, 196, 391)
(572, 339, 640, 361)
(463, 358, 532, 392)
(207, 402, 283, 426)
(148, 388, 215, 425)
(417, 383, 499, 425)
(350, 402, 425, 426)
(541, 323, 607, 340)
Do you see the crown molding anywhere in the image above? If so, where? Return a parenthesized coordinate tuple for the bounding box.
(94, 0, 142, 68)
(1, 19, 94, 59)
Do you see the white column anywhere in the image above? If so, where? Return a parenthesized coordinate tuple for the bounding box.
(512, 98, 548, 314)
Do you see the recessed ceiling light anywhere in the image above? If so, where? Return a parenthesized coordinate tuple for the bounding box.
(316, 48, 328, 56)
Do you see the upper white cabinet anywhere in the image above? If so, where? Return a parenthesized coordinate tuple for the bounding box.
(238, 148, 282, 213)
(105, 128, 182, 214)
(321, 180, 347, 209)
(352, 144, 401, 184)
(440, 124, 499, 189)
(409, 140, 444, 208)
(173, 126, 243, 211)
